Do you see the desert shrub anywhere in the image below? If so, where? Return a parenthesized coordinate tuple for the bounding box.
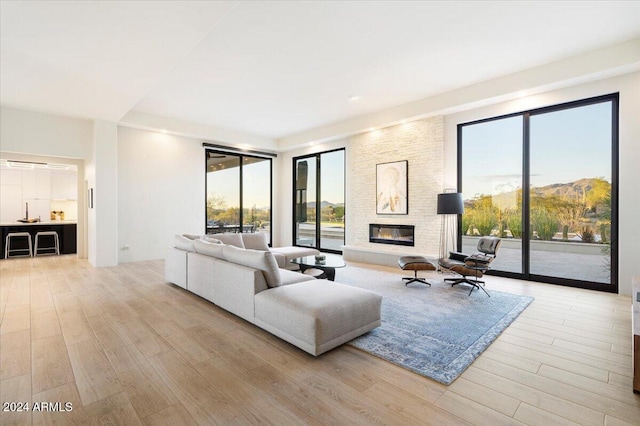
(531, 208, 559, 240)
(462, 214, 474, 236)
(469, 206, 498, 236)
(503, 209, 523, 238)
(579, 226, 595, 243)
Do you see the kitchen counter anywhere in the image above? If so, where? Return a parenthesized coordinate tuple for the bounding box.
(1, 222, 77, 258)
(0, 220, 77, 226)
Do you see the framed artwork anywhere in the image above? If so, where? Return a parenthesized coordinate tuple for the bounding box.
(376, 160, 408, 214)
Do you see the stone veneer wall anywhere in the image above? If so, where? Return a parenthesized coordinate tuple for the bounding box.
(346, 116, 444, 257)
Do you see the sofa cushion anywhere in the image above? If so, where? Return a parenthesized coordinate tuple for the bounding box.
(254, 280, 382, 355)
(241, 232, 269, 251)
(213, 233, 245, 248)
(174, 234, 196, 252)
(193, 238, 225, 260)
(279, 268, 316, 286)
(269, 246, 320, 270)
(182, 233, 201, 240)
(222, 245, 281, 287)
(202, 236, 223, 244)
(269, 246, 320, 260)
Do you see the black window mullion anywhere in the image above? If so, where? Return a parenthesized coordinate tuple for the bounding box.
(239, 156, 244, 231)
(315, 155, 321, 248)
(522, 113, 530, 278)
(456, 124, 463, 253)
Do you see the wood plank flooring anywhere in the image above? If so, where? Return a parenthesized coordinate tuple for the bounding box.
(0, 255, 638, 425)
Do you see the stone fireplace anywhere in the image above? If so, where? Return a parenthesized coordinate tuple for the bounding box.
(369, 224, 415, 247)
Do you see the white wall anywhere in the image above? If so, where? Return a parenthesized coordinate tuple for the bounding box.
(117, 126, 206, 263)
(444, 72, 640, 296)
(90, 121, 118, 267)
(0, 106, 93, 159)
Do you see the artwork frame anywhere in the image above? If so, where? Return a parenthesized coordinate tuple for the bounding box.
(376, 160, 408, 215)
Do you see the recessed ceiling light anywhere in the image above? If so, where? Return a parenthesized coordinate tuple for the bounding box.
(349, 95, 361, 101)
(368, 127, 375, 132)
(161, 129, 168, 133)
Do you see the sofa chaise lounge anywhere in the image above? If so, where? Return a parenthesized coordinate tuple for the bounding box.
(165, 233, 382, 356)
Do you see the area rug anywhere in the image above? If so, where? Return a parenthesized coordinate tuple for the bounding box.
(338, 265, 534, 385)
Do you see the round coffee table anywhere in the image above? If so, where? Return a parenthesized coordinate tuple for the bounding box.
(290, 255, 345, 281)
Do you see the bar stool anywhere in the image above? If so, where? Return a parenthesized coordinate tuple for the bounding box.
(5, 232, 33, 258)
(34, 231, 60, 256)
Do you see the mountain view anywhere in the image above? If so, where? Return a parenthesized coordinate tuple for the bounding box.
(463, 177, 611, 243)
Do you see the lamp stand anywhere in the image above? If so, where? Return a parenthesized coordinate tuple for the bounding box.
(439, 213, 458, 262)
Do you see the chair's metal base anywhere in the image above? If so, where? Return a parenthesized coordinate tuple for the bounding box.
(445, 277, 490, 297)
(403, 271, 431, 287)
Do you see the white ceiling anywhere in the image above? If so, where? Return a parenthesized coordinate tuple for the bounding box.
(2, 1, 639, 141)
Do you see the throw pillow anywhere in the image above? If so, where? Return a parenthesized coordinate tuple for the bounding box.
(222, 245, 281, 288)
(213, 233, 245, 248)
(193, 238, 225, 260)
(182, 233, 201, 240)
(175, 234, 196, 252)
(202, 236, 223, 245)
(241, 232, 269, 251)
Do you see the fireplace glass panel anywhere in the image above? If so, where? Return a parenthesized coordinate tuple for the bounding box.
(369, 224, 414, 246)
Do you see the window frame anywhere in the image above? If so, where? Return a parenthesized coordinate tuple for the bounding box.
(292, 147, 346, 254)
(204, 148, 273, 245)
(457, 93, 619, 293)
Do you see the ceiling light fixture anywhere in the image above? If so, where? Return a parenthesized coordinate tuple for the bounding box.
(348, 95, 360, 101)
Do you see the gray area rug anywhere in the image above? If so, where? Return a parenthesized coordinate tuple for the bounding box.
(339, 265, 534, 385)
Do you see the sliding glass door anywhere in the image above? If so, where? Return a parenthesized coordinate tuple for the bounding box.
(459, 94, 617, 291)
(529, 101, 613, 284)
(460, 116, 523, 274)
(206, 150, 272, 243)
(293, 149, 345, 253)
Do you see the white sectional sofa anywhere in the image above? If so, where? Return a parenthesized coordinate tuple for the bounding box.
(164, 233, 382, 356)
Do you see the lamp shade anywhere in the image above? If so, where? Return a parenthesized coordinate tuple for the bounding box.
(437, 192, 464, 215)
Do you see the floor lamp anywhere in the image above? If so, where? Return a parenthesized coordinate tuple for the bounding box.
(437, 192, 464, 262)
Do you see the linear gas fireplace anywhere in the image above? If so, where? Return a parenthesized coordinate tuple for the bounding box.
(369, 224, 415, 246)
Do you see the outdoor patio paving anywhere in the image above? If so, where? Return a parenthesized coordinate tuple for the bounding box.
(299, 224, 612, 285)
(462, 242, 610, 284)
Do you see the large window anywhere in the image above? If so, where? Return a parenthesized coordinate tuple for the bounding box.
(459, 94, 618, 292)
(206, 150, 272, 243)
(293, 149, 345, 253)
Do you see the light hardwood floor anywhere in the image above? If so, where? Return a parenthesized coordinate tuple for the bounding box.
(0, 255, 638, 425)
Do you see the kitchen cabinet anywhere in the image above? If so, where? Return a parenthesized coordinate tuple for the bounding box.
(22, 169, 51, 199)
(50, 171, 77, 200)
(0, 185, 22, 222)
(0, 168, 22, 185)
(0, 165, 77, 223)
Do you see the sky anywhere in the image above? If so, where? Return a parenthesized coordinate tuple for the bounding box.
(461, 101, 612, 201)
(207, 158, 271, 209)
